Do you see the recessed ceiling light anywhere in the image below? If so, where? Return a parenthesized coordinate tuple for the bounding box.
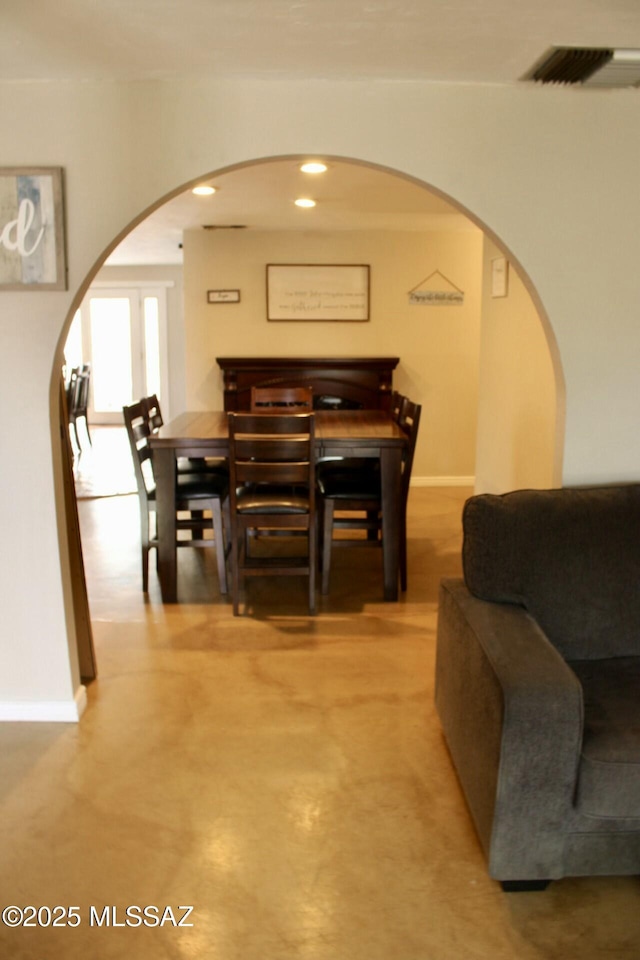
(192, 185, 216, 196)
(295, 198, 316, 208)
(300, 162, 328, 174)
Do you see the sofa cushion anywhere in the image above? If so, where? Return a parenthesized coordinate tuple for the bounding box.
(462, 484, 640, 660)
(571, 658, 640, 819)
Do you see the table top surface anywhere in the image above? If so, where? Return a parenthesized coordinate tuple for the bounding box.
(150, 409, 406, 449)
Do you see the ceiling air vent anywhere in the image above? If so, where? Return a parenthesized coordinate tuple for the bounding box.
(524, 47, 640, 87)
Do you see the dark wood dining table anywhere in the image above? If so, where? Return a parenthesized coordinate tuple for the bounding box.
(149, 409, 407, 603)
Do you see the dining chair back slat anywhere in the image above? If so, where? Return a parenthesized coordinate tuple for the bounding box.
(142, 393, 164, 433)
(389, 390, 403, 423)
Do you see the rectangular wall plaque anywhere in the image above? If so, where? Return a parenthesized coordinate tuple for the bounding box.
(0, 167, 66, 290)
(266, 263, 370, 322)
(207, 288, 240, 303)
(491, 257, 509, 298)
(409, 289, 464, 305)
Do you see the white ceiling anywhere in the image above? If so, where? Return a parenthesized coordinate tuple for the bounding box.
(107, 159, 478, 266)
(4, 0, 639, 264)
(3, 0, 640, 85)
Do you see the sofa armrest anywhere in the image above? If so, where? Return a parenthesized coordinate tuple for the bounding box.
(435, 578, 584, 881)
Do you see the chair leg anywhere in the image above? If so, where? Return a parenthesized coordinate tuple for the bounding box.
(231, 524, 241, 616)
(399, 509, 407, 592)
(82, 415, 93, 447)
(142, 545, 150, 592)
(141, 506, 151, 592)
(223, 498, 232, 543)
(321, 499, 335, 595)
(73, 419, 83, 453)
(211, 498, 228, 595)
(308, 517, 317, 615)
(223, 498, 232, 592)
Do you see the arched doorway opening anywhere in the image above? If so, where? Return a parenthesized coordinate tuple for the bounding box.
(54, 154, 565, 684)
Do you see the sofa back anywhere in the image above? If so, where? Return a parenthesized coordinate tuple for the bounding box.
(462, 484, 640, 660)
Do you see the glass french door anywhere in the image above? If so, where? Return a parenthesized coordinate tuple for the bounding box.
(65, 286, 169, 424)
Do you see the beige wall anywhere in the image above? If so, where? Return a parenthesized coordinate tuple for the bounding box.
(1, 76, 639, 716)
(183, 226, 483, 480)
(474, 238, 558, 493)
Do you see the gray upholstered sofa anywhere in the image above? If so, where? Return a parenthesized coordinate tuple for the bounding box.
(435, 483, 640, 890)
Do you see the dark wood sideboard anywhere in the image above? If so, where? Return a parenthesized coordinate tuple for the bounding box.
(216, 357, 400, 412)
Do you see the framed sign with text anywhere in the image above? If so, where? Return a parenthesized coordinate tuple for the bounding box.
(207, 288, 241, 303)
(266, 263, 370, 321)
(0, 167, 67, 290)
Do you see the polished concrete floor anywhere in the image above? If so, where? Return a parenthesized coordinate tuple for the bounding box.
(1, 442, 639, 958)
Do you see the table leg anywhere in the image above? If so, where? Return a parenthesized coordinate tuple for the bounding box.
(380, 446, 402, 601)
(155, 447, 178, 602)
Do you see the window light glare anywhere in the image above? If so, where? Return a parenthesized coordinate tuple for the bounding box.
(192, 185, 216, 196)
(295, 198, 316, 208)
(300, 162, 328, 174)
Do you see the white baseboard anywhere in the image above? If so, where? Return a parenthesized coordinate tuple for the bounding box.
(411, 476, 475, 488)
(0, 685, 87, 723)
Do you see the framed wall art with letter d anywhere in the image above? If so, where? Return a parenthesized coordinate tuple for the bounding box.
(0, 167, 67, 291)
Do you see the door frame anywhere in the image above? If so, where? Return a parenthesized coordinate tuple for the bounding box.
(73, 280, 173, 423)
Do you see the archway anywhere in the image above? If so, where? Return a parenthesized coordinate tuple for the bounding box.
(53, 154, 565, 686)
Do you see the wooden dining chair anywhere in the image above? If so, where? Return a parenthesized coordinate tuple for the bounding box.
(68, 364, 92, 452)
(228, 411, 317, 615)
(250, 385, 313, 411)
(66, 367, 79, 448)
(318, 396, 422, 595)
(141, 393, 228, 477)
(123, 399, 230, 594)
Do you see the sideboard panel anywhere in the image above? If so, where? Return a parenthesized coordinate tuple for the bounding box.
(216, 357, 400, 412)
